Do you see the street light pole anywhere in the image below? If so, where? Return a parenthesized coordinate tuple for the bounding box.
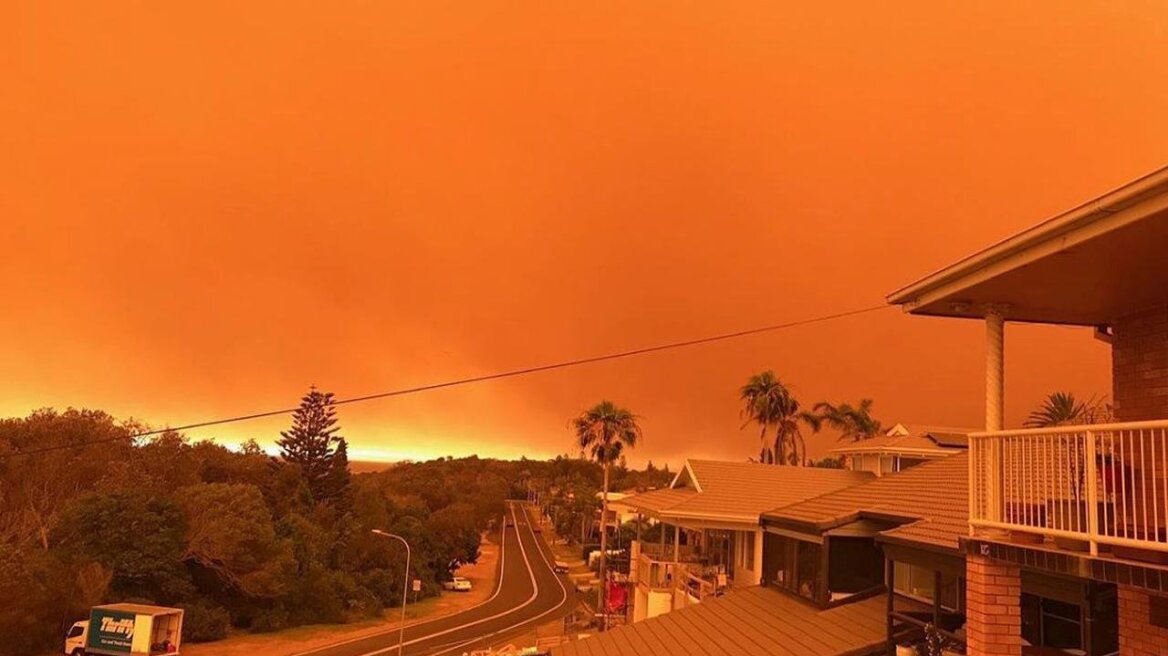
(371, 529, 411, 656)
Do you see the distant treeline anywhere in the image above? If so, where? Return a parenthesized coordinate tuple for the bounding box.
(0, 404, 668, 656)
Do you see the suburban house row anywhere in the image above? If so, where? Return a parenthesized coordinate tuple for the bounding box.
(554, 164, 1168, 656)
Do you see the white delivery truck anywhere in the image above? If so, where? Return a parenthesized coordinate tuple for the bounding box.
(64, 604, 184, 656)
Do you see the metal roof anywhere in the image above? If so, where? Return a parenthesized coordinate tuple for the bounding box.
(764, 453, 969, 552)
(617, 487, 695, 515)
(553, 587, 905, 656)
(618, 459, 872, 524)
(831, 427, 971, 456)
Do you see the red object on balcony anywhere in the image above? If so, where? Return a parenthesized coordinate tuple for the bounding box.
(606, 579, 628, 612)
(1099, 460, 1119, 496)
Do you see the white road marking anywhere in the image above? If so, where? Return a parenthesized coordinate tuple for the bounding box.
(292, 508, 513, 656)
(427, 504, 570, 655)
(353, 503, 545, 656)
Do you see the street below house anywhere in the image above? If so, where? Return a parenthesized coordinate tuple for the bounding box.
(294, 503, 573, 656)
(180, 537, 501, 656)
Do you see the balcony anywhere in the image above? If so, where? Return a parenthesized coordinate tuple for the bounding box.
(970, 420, 1168, 561)
(635, 542, 701, 591)
(634, 540, 725, 597)
(638, 540, 700, 561)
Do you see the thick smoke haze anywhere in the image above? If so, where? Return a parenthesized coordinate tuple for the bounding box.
(4, 2, 1166, 465)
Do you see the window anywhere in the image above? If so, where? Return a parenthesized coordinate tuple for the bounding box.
(894, 562, 960, 610)
(896, 457, 927, 471)
(67, 625, 84, 639)
(764, 534, 822, 603)
(894, 562, 926, 598)
(795, 540, 821, 601)
(827, 537, 883, 596)
(1091, 584, 1119, 655)
(1022, 593, 1083, 651)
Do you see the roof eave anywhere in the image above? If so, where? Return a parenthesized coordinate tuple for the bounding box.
(876, 531, 962, 557)
(761, 512, 858, 533)
(886, 165, 1168, 318)
(831, 446, 960, 456)
(660, 510, 760, 524)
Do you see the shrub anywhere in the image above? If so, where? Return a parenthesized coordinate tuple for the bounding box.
(286, 567, 348, 625)
(182, 601, 230, 642)
(250, 605, 290, 633)
(355, 568, 396, 607)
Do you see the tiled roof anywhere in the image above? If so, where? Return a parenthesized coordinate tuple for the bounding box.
(620, 460, 873, 524)
(764, 453, 969, 551)
(616, 487, 695, 514)
(831, 426, 972, 455)
(553, 587, 898, 656)
(897, 424, 977, 439)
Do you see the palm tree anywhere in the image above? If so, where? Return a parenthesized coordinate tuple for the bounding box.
(739, 371, 815, 465)
(740, 371, 783, 464)
(1024, 392, 1089, 428)
(572, 400, 641, 628)
(772, 394, 816, 465)
(810, 399, 883, 442)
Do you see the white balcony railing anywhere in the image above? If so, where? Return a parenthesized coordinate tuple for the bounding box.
(638, 541, 700, 561)
(970, 420, 1168, 556)
(636, 550, 699, 590)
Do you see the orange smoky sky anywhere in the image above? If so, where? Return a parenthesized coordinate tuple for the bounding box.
(3, 2, 1167, 466)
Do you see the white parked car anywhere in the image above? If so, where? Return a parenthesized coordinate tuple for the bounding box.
(442, 576, 472, 592)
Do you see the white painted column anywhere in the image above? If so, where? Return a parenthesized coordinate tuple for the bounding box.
(752, 531, 764, 585)
(673, 524, 681, 562)
(985, 307, 1005, 524)
(985, 307, 1005, 432)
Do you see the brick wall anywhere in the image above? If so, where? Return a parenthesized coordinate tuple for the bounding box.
(1113, 304, 1168, 421)
(1119, 584, 1168, 655)
(966, 554, 1022, 656)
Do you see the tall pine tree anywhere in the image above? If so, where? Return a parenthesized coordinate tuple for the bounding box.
(322, 437, 352, 506)
(277, 387, 344, 502)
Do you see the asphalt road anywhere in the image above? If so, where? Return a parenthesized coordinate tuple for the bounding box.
(296, 502, 572, 656)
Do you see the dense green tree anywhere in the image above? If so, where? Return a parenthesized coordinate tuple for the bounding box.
(0, 404, 669, 654)
(133, 431, 202, 493)
(263, 462, 314, 520)
(322, 437, 353, 507)
(277, 388, 344, 501)
(427, 503, 482, 572)
(0, 545, 72, 656)
(175, 483, 294, 598)
(53, 492, 192, 602)
(194, 440, 271, 488)
(0, 409, 137, 549)
(279, 512, 333, 577)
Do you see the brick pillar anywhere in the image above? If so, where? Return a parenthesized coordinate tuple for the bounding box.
(1112, 304, 1168, 421)
(1119, 585, 1168, 655)
(966, 554, 1021, 656)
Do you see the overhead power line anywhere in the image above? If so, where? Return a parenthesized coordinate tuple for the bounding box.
(1, 303, 892, 460)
